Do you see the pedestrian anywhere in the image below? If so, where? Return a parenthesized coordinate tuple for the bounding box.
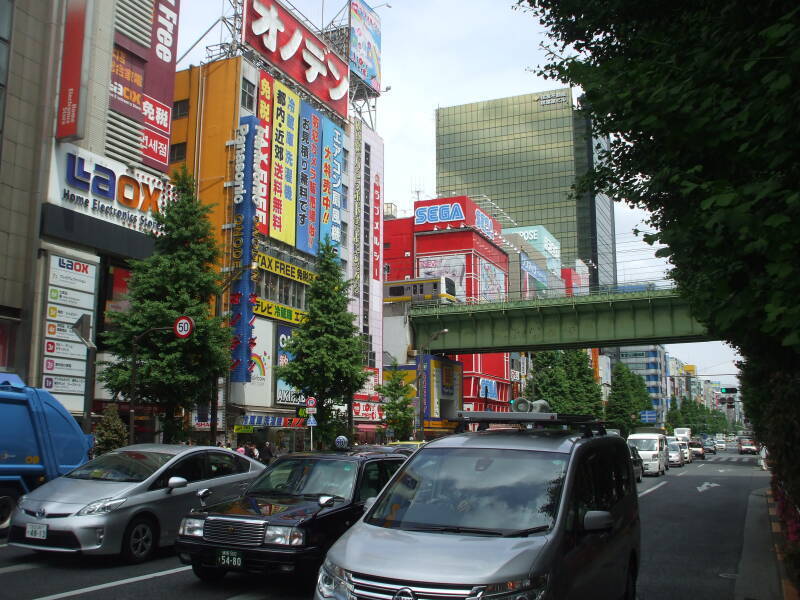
(236, 444, 245, 454)
(244, 443, 255, 458)
(262, 441, 275, 464)
(760, 444, 769, 471)
(251, 443, 260, 461)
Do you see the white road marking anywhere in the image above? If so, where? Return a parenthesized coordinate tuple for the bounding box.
(677, 471, 687, 476)
(697, 482, 721, 493)
(226, 594, 270, 600)
(718, 469, 729, 473)
(638, 481, 668, 497)
(30, 566, 191, 600)
(0, 562, 40, 575)
(697, 464, 706, 468)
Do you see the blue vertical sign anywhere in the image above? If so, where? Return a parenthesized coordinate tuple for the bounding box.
(321, 117, 344, 250)
(230, 115, 258, 383)
(296, 102, 322, 255)
(275, 324, 304, 405)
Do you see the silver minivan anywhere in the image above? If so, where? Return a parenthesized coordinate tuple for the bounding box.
(316, 427, 640, 600)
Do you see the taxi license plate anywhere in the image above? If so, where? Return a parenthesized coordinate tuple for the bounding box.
(217, 549, 243, 568)
(26, 523, 47, 540)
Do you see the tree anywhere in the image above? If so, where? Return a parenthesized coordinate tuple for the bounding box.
(376, 364, 415, 441)
(99, 169, 231, 442)
(517, 0, 800, 503)
(93, 404, 129, 456)
(275, 239, 369, 447)
(525, 350, 602, 416)
(606, 362, 651, 436)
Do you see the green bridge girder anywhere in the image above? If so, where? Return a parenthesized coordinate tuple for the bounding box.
(410, 289, 711, 354)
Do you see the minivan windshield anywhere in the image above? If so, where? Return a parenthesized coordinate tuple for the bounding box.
(365, 448, 567, 535)
(668, 442, 680, 451)
(247, 457, 357, 500)
(628, 438, 658, 452)
(66, 451, 172, 482)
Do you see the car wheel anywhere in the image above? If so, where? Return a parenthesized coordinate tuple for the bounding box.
(192, 562, 227, 582)
(122, 516, 157, 563)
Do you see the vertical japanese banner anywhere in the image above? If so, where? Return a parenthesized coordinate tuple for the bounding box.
(321, 117, 345, 250)
(296, 102, 322, 255)
(270, 81, 300, 247)
(275, 324, 303, 405)
(230, 116, 259, 383)
(255, 70, 274, 236)
(55, 0, 89, 139)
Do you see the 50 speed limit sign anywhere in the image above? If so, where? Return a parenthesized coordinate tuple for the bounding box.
(173, 316, 195, 339)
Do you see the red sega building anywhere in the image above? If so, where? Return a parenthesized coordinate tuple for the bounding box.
(384, 196, 512, 411)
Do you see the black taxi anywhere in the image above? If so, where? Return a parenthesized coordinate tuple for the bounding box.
(175, 448, 405, 581)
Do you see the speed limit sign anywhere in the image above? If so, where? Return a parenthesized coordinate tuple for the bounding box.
(173, 316, 195, 339)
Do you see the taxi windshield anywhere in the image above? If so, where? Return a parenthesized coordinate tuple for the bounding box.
(366, 447, 567, 534)
(248, 457, 358, 500)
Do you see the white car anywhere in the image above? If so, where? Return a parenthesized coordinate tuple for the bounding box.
(715, 440, 727, 451)
(678, 441, 692, 463)
(627, 433, 668, 476)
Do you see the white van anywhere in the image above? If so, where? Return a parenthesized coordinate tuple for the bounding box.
(627, 433, 668, 476)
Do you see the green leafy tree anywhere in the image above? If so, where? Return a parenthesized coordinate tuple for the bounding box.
(526, 351, 602, 416)
(93, 404, 129, 455)
(99, 169, 231, 442)
(517, 0, 800, 504)
(275, 239, 369, 447)
(376, 364, 415, 441)
(606, 362, 651, 436)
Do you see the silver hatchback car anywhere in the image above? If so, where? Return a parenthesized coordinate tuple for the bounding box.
(9, 444, 264, 562)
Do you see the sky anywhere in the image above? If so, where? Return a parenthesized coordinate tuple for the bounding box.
(175, 0, 741, 386)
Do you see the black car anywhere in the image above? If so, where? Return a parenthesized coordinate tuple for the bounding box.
(702, 439, 717, 455)
(628, 444, 644, 482)
(175, 449, 405, 581)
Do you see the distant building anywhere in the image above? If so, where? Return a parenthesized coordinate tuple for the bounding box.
(619, 345, 668, 413)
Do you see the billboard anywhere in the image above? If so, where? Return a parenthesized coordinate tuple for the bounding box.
(414, 196, 502, 244)
(51, 144, 173, 234)
(242, 0, 348, 118)
(296, 102, 322, 255)
(478, 257, 506, 301)
(320, 116, 345, 249)
(255, 70, 274, 236)
(503, 225, 561, 274)
(360, 125, 384, 282)
(417, 254, 467, 300)
(269, 81, 300, 246)
(230, 116, 260, 383)
(108, 0, 181, 172)
(349, 0, 381, 92)
(55, 0, 90, 140)
(275, 324, 304, 405)
(243, 318, 275, 407)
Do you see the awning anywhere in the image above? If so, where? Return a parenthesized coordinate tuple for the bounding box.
(356, 424, 381, 431)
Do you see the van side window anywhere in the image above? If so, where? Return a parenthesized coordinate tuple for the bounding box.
(589, 450, 616, 510)
(613, 445, 631, 499)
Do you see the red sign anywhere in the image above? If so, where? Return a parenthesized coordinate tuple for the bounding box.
(353, 401, 384, 421)
(110, 46, 146, 121)
(372, 174, 382, 280)
(354, 367, 380, 402)
(243, 0, 349, 118)
(142, 94, 172, 135)
(306, 396, 317, 408)
(413, 195, 502, 244)
(174, 316, 195, 339)
(141, 128, 170, 166)
(56, 0, 88, 139)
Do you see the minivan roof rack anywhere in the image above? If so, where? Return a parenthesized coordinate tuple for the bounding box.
(453, 410, 606, 437)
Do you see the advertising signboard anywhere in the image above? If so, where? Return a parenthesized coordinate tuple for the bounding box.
(503, 225, 561, 274)
(270, 81, 300, 246)
(414, 196, 501, 244)
(320, 116, 345, 249)
(243, 318, 275, 407)
(354, 367, 380, 402)
(349, 0, 381, 92)
(478, 257, 506, 301)
(242, 0, 348, 118)
(275, 324, 304, 405)
(253, 298, 307, 325)
(417, 254, 467, 300)
(520, 251, 548, 290)
(478, 378, 499, 401)
(43, 356, 87, 377)
(296, 102, 322, 255)
(108, 0, 181, 172)
(51, 144, 172, 235)
(230, 116, 260, 383)
(353, 401, 384, 421)
(55, 0, 90, 139)
(255, 70, 274, 236)
(430, 358, 462, 419)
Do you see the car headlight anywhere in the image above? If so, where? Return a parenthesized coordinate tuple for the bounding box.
(17, 495, 28, 509)
(264, 525, 304, 546)
(76, 498, 126, 516)
(317, 558, 349, 598)
(179, 517, 205, 537)
(483, 575, 548, 600)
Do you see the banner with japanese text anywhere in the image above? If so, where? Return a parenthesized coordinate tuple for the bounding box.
(296, 102, 322, 255)
(270, 81, 300, 246)
(321, 116, 345, 250)
(275, 324, 304, 405)
(255, 70, 274, 236)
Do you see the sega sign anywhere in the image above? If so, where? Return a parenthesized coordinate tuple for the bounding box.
(414, 202, 465, 225)
(52, 144, 171, 235)
(474, 208, 496, 241)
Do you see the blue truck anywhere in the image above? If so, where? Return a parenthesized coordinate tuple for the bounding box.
(0, 374, 92, 532)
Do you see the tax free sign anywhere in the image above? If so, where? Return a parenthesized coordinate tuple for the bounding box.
(413, 195, 501, 244)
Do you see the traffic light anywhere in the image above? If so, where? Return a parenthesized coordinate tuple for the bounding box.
(720, 387, 738, 394)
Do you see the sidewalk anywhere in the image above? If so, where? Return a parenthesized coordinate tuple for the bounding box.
(735, 486, 798, 600)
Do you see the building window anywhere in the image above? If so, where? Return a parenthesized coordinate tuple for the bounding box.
(241, 78, 256, 111)
(173, 99, 189, 119)
(169, 142, 187, 163)
(343, 148, 350, 172)
(341, 184, 348, 209)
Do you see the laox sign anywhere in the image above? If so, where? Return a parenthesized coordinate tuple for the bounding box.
(65, 153, 162, 213)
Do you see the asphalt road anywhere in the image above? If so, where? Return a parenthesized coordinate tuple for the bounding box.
(0, 447, 772, 600)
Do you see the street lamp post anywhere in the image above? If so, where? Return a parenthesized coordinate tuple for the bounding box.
(415, 328, 448, 441)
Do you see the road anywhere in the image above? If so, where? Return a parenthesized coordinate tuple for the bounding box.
(0, 447, 772, 600)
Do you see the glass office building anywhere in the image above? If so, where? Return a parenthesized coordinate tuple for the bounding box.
(436, 88, 617, 288)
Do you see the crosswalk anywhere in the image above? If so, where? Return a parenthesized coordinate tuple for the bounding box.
(703, 455, 757, 463)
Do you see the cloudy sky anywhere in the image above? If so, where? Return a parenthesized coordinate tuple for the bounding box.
(176, 0, 741, 385)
